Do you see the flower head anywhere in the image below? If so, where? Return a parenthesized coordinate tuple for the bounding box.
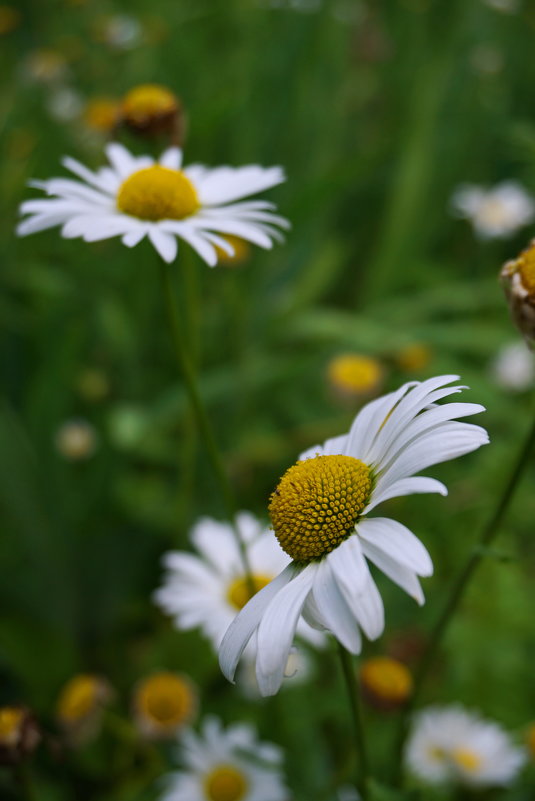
(501, 240, 535, 347)
(327, 354, 384, 399)
(120, 84, 184, 142)
(0, 707, 40, 765)
(490, 341, 534, 390)
(405, 705, 526, 787)
(17, 143, 289, 265)
(154, 512, 324, 660)
(451, 181, 534, 239)
(56, 674, 112, 742)
(160, 716, 288, 801)
(220, 376, 488, 696)
(360, 656, 412, 710)
(133, 672, 198, 739)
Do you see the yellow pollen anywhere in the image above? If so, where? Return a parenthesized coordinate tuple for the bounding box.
(204, 765, 249, 801)
(56, 675, 103, 724)
(227, 574, 272, 610)
(269, 454, 372, 562)
(0, 708, 24, 743)
(327, 354, 383, 396)
(135, 672, 196, 730)
(121, 84, 178, 124)
(117, 166, 199, 221)
(360, 657, 412, 704)
(452, 747, 482, 772)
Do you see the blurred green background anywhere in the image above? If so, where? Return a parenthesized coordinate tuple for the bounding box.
(1, 0, 534, 798)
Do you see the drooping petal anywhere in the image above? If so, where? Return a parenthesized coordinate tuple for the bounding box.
(359, 537, 425, 605)
(311, 559, 362, 652)
(358, 517, 433, 577)
(364, 476, 447, 512)
(148, 228, 178, 262)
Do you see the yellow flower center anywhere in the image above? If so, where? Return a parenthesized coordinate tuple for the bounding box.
(0, 708, 24, 744)
(135, 672, 196, 730)
(204, 765, 249, 801)
(121, 84, 178, 124)
(360, 657, 412, 704)
(516, 246, 535, 294)
(56, 675, 102, 724)
(227, 574, 272, 610)
(117, 166, 200, 221)
(269, 454, 372, 562)
(452, 747, 482, 772)
(327, 354, 382, 395)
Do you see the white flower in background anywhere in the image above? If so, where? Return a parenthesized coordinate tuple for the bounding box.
(153, 513, 324, 658)
(101, 14, 142, 49)
(46, 87, 83, 122)
(451, 181, 534, 239)
(491, 341, 534, 391)
(482, 0, 520, 13)
(405, 705, 526, 788)
(17, 143, 289, 264)
(160, 716, 288, 801)
(220, 376, 489, 696)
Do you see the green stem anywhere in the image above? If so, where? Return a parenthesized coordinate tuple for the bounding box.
(158, 259, 254, 584)
(393, 410, 535, 784)
(338, 643, 369, 800)
(12, 764, 35, 801)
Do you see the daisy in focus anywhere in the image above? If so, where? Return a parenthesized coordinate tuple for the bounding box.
(405, 705, 526, 787)
(159, 716, 288, 801)
(451, 181, 534, 239)
(154, 512, 324, 658)
(17, 143, 289, 264)
(220, 375, 489, 696)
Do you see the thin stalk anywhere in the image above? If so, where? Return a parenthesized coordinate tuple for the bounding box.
(393, 411, 535, 783)
(158, 258, 254, 585)
(338, 643, 369, 800)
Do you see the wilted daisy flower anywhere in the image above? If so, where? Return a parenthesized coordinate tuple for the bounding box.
(405, 705, 526, 788)
(490, 341, 534, 391)
(220, 375, 488, 696)
(501, 240, 535, 347)
(54, 419, 97, 460)
(451, 181, 534, 239)
(154, 512, 324, 659)
(360, 656, 412, 710)
(56, 674, 112, 742)
(17, 143, 289, 264)
(119, 84, 183, 142)
(327, 353, 384, 399)
(160, 716, 288, 801)
(0, 707, 40, 764)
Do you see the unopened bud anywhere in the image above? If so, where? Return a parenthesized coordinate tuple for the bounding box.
(500, 241, 535, 348)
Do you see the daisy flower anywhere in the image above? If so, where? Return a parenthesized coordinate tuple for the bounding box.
(451, 181, 534, 239)
(160, 716, 288, 801)
(220, 375, 489, 696)
(17, 143, 289, 265)
(405, 705, 526, 787)
(153, 512, 324, 656)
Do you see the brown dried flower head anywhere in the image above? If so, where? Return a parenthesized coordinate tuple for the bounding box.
(500, 240, 535, 348)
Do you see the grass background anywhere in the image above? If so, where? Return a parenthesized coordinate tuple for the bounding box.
(1, 0, 534, 798)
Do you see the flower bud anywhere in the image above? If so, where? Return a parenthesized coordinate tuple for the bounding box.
(119, 84, 185, 145)
(500, 241, 535, 347)
(360, 656, 412, 711)
(56, 674, 112, 744)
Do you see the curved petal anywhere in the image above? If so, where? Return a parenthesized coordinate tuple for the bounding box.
(219, 564, 297, 683)
(359, 538, 425, 605)
(255, 564, 316, 696)
(148, 229, 178, 262)
(195, 165, 286, 206)
(358, 517, 433, 577)
(312, 559, 362, 652)
(327, 537, 384, 640)
(364, 476, 447, 513)
(159, 147, 182, 170)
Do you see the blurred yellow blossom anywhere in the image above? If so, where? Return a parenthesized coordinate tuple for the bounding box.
(0, 5, 20, 35)
(215, 235, 252, 266)
(56, 675, 112, 741)
(132, 672, 198, 739)
(83, 97, 120, 133)
(0, 707, 40, 764)
(327, 353, 383, 398)
(23, 49, 67, 83)
(120, 83, 184, 143)
(395, 342, 433, 373)
(360, 656, 412, 710)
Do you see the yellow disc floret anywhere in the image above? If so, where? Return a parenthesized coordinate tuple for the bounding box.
(117, 166, 199, 221)
(121, 84, 178, 125)
(227, 575, 272, 610)
(134, 672, 197, 735)
(205, 765, 249, 801)
(269, 454, 372, 562)
(451, 747, 482, 773)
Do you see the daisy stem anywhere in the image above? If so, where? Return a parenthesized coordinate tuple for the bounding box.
(158, 258, 255, 587)
(393, 410, 535, 784)
(338, 643, 370, 800)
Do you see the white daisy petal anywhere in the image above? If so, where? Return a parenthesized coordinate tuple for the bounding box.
(358, 517, 433, 577)
(159, 147, 182, 170)
(219, 564, 298, 683)
(360, 538, 425, 605)
(364, 476, 447, 512)
(148, 228, 178, 263)
(255, 565, 316, 695)
(312, 559, 362, 652)
(195, 165, 286, 206)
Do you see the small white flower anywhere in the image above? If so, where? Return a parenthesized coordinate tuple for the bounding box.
(482, 0, 520, 13)
(46, 87, 83, 122)
(160, 716, 288, 801)
(101, 14, 142, 49)
(451, 181, 534, 239)
(220, 376, 489, 696)
(153, 512, 324, 657)
(491, 341, 534, 391)
(405, 705, 526, 788)
(55, 419, 97, 461)
(17, 143, 289, 265)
